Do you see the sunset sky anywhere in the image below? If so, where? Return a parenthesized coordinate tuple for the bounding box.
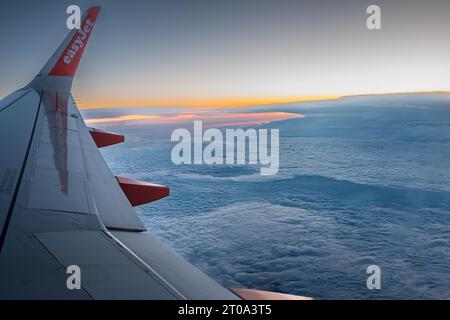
(0, 0, 449, 108)
(84, 110, 303, 127)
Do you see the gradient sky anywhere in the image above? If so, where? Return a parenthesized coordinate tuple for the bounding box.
(1, 0, 450, 107)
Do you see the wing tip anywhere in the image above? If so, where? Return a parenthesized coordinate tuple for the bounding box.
(47, 6, 101, 77)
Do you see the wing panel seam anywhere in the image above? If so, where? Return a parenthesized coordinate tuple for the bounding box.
(0, 91, 43, 254)
(0, 90, 31, 113)
(32, 234, 94, 299)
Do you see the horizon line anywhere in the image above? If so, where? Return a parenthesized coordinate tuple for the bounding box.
(76, 89, 450, 110)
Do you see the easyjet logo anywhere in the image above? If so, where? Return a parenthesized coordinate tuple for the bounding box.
(49, 7, 100, 76)
(63, 18, 95, 65)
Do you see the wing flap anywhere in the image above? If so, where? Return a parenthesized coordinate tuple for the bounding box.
(0, 230, 92, 299)
(35, 230, 181, 299)
(112, 231, 240, 300)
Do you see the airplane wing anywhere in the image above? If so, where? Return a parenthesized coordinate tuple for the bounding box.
(0, 7, 239, 300)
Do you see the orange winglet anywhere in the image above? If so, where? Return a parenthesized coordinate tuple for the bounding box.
(49, 7, 101, 77)
(89, 128, 124, 148)
(116, 176, 170, 207)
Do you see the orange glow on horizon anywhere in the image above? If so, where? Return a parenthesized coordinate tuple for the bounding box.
(85, 114, 161, 124)
(75, 89, 450, 109)
(76, 95, 342, 109)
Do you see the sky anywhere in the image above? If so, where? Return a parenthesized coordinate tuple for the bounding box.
(0, 0, 450, 108)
